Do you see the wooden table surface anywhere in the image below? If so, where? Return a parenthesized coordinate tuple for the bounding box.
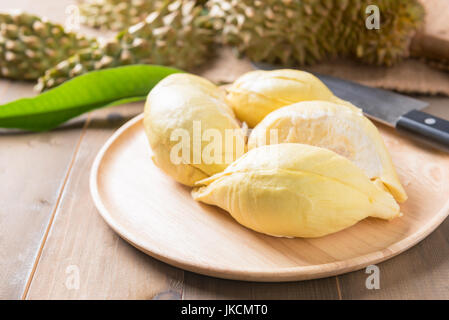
(1, 0, 449, 300)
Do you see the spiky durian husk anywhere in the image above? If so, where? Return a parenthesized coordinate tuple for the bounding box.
(208, 0, 424, 67)
(79, 0, 162, 31)
(79, 0, 210, 30)
(0, 12, 96, 80)
(350, 0, 425, 65)
(37, 0, 214, 91)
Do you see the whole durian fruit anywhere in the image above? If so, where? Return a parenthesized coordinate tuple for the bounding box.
(248, 100, 407, 203)
(79, 0, 210, 30)
(144, 73, 246, 187)
(207, 0, 424, 67)
(79, 0, 162, 31)
(226, 69, 359, 127)
(0, 12, 96, 80)
(193, 143, 400, 238)
(37, 0, 214, 91)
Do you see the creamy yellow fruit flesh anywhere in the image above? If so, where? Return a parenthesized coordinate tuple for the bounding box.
(143, 71, 406, 239)
(226, 69, 360, 127)
(192, 144, 400, 238)
(248, 101, 407, 203)
(144, 73, 246, 186)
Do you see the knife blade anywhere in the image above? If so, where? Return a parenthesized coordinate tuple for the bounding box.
(312, 73, 428, 126)
(253, 62, 449, 152)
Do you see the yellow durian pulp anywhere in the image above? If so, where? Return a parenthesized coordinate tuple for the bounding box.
(226, 69, 360, 127)
(144, 73, 246, 186)
(143, 70, 406, 238)
(248, 101, 407, 203)
(192, 144, 400, 238)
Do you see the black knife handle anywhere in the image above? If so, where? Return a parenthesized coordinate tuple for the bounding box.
(396, 110, 449, 152)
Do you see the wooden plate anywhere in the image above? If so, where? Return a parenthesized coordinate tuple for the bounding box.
(90, 114, 449, 282)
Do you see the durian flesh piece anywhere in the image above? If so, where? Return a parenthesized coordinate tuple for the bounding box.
(193, 143, 400, 238)
(144, 73, 246, 187)
(248, 100, 407, 203)
(226, 69, 360, 127)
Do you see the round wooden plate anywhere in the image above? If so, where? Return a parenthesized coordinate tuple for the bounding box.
(90, 114, 449, 282)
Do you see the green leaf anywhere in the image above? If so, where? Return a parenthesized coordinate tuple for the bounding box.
(0, 65, 182, 131)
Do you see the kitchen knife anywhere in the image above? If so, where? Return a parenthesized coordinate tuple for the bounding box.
(253, 62, 449, 152)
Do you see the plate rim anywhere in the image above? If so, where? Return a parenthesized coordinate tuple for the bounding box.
(89, 114, 449, 282)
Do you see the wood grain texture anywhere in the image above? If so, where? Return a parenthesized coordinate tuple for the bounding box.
(337, 218, 449, 299)
(25, 105, 185, 300)
(0, 0, 111, 299)
(183, 272, 339, 300)
(88, 114, 449, 282)
(0, 81, 84, 299)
